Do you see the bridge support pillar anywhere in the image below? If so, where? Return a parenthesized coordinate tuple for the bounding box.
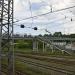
(45, 44, 47, 52)
(62, 50, 65, 54)
(50, 44, 54, 53)
(36, 41, 39, 52)
(43, 42, 45, 52)
(33, 40, 38, 52)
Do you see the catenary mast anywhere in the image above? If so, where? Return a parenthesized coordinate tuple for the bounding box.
(0, 0, 14, 75)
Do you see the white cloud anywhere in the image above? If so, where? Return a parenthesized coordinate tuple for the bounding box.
(14, 0, 75, 35)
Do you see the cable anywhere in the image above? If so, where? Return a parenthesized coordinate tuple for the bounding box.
(21, 17, 66, 24)
(14, 15, 75, 29)
(28, 0, 33, 27)
(14, 19, 75, 31)
(14, 16, 66, 30)
(50, 19, 75, 32)
(14, 5, 75, 23)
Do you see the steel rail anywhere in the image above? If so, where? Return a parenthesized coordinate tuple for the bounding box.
(17, 57, 75, 75)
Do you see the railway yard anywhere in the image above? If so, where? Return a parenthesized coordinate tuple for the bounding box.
(1, 38, 75, 75)
(0, 0, 75, 75)
(2, 51, 75, 75)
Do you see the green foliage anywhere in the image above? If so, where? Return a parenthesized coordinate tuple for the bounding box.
(14, 39, 43, 50)
(38, 41, 43, 49)
(53, 32, 62, 37)
(14, 39, 32, 49)
(70, 34, 75, 38)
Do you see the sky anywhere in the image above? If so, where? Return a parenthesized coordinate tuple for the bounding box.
(14, 0, 75, 35)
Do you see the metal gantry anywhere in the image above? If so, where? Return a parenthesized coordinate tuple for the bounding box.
(0, 0, 14, 75)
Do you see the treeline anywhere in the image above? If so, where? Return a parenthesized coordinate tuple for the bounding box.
(13, 32, 75, 38)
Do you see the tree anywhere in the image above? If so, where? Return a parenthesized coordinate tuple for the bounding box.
(38, 34, 42, 37)
(13, 34, 20, 38)
(70, 34, 75, 38)
(53, 32, 62, 37)
(24, 34, 27, 38)
(44, 34, 49, 37)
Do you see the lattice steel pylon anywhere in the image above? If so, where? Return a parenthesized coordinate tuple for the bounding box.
(0, 0, 14, 75)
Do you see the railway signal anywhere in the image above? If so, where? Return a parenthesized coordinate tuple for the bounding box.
(33, 27, 38, 30)
(20, 24, 25, 28)
(20, 24, 38, 30)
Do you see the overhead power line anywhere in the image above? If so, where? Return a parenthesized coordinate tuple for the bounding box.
(14, 5, 75, 23)
(28, 0, 33, 27)
(14, 19, 75, 29)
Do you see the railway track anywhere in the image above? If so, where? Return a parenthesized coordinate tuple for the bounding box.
(2, 64, 26, 75)
(16, 53, 75, 66)
(2, 53, 75, 75)
(17, 57, 75, 75)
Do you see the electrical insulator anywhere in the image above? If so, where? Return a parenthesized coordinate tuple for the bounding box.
(51, 8, 52, 12)
(71, 18, 72, 21)
(20, 24, 25, 28)
(0, 18, 2, 22)
(34, 27, 38, 30)
(65, 16, 66, 19)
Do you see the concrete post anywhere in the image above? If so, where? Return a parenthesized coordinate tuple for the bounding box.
(33, 41, 36, 51)
(36, 41, 39, 52)
(43, 42, 45, 52)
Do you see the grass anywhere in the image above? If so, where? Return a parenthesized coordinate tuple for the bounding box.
(2, 58, 51, 75)
(15, 60, 51, 75)
(17, 57, 75, 74)
(14, 39, 75, 56)
(2, 49, 75, 75)
(2, 57, 51, 75)
(15, 49, 73, 57)
(1, 39, 75, 75)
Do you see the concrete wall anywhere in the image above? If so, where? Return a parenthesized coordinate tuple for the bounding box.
(52, 42, 66, 46)
(65, 43, 75, 50)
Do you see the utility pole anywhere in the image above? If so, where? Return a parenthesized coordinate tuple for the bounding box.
(0, 0, 14, 75)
